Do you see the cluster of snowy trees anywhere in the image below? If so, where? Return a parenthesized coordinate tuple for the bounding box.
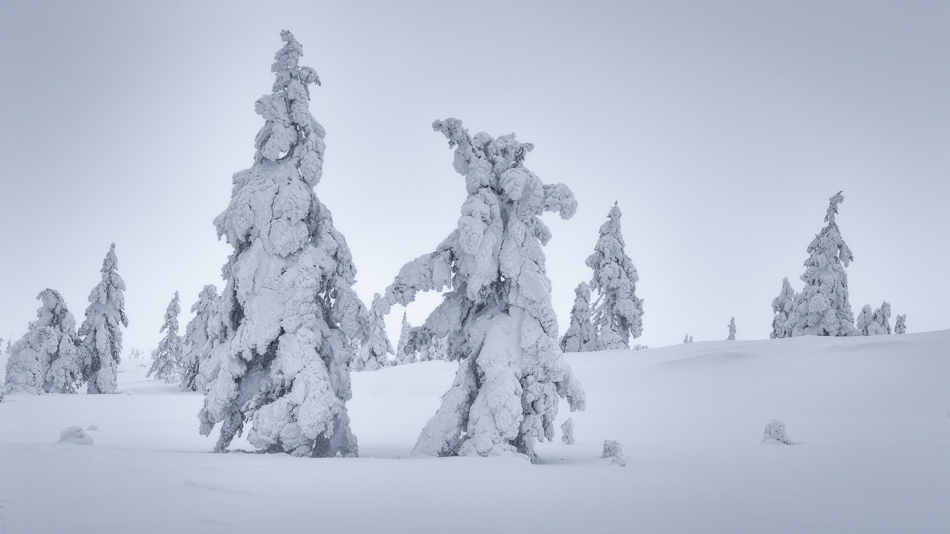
(770, 192, 906, 339)
(560, 202, 645, 353)
(3, 244, 128, 396)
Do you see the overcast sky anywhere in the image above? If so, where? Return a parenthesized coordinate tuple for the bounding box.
(0, 0, 947, 357)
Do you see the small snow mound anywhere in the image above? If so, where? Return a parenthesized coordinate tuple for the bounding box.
(87, 425, 97, 431)
(58, 426, 94, 445)
(602, 440, 626, 467)
(124, 390, 135, 396)
(762, 419, 796, 445)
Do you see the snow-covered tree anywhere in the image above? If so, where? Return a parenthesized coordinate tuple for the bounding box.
(198, 32, 368, 457)
(394, 312, 415, 364)
(380, 118, 585, 461)
(79, 243, 129, 394)
(4, 290, 83, 394)
(419, 334, 448, 362)
(789, 192, 858, 336)
(560, 418, 575, 445)
(129, 348, 143, 359)
(147, 292, 183, 383)
(586, 202, 644, 350)
(560, 282, 596, 353)
(868, 301, 891, 336)
(352, 294, 394, 372)
(180, 285, 222, 392)
(683, 334, 693, 343)
(727, 317, 736, 340)
(856, 304, 873, 336)
(894, 314, 907, 334)
(770, 278, 797, 339)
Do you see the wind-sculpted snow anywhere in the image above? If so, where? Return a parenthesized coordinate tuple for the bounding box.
(380, 118, 585, 461)
(560, 282, 596, 353)
(198, 31, 367, 457)
(180, 285, 223, 392)
(78, 243, 128, 394)
(148, 292, 183, 383)
(586, 203, 644, 350)
(4, 289, 83, 394)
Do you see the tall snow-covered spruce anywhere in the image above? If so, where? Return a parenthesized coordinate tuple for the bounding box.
(789, 192, 858, 336)
(586, 202, 644, 350)
(179, 285, 222, 392)
(381, 118, 585, 461)
(147, 292, 183, 382)
(198, 31, 368, 457)
(560, 282, 596, 353)
(4, 289, 83, 394)
(79, 243, 129, 394)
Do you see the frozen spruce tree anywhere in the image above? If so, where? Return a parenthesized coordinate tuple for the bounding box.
(894, 314, 907, 334)
(4, 290, 83, 394)
(560, 282, 596, 353)
(789, 192, 858, 336)
(179, 285, 222, 392)
(727, 317, 736, 340)
(770, 278, 798, 339)
(869, 301, 892, 336)
(79, 243, 129, 394)
(586, 202, 644, 350)
(352, 294, 394, 372)
(856, 304, 874, 336)
(198, 31, 368, 457)
(147, 292, 183, 383)
(683, 334, 693, 343)
(381, 118, 585, 461)
(394, 312, 415, 364)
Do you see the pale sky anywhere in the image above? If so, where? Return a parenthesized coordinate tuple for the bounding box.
(1, 0, 947, 358)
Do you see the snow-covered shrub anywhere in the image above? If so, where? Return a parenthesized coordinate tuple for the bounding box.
(894, 314, 907, 334)
(352, 294, 394, 372)
(561, 418, 575, 445)
(727, 317, 736, 340)
(179, 285, 221, 392)
(586, 203, 644, 350)
(198, 31, 368, 457)
(560, 282, 596, 353)
(761, 419, 796, 445)
(770, 278, 798, 339)
(4, 289, 83, 395)
(683, 334, 693, 343)
(381, 118, 585, 461)
(78, 243, 129, 394)
(147, 292, 183, 383)
(58, 426, 94, 445)
(601, 440, 626, 466)
(789, 192, 858, 337)
(869, 301, 891, 336)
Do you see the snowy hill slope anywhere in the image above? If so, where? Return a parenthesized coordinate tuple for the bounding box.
(1, 332, 948, 533)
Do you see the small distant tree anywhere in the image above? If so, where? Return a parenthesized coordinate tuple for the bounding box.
(79, 243, 129, 394)
(395, 312, 415, 364)
(868, 301, 891, 336)
(560, 418, 575, 445)
(856, 305, 873, 335)
(894, 314, 907, 334)
(560, 282, 596, 353)
(352, 293, 395, 372)
(727, 317, 736, 340)
(683, 334, 693, 343)
(129, 348, 143, 359)
(789, 192, 858, 336)
(770, 278, 797, 339)
(147, 292, 183, 382)
(586, 202, 644, 350)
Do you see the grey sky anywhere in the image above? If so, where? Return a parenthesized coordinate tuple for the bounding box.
(1, 0, 947, 356)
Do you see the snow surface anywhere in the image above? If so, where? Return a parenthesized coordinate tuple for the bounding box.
(1, 331, 948, 533)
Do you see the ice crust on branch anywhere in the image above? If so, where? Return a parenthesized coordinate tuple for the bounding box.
(148, 292, 183, 383)
(382, 118, 585, 461)
(560, 282, 596, 353)
(198, 31, 367, 457)
(3, 289, 83, 395)
(789, 192, 858, 337)
(586, 202, 644, 350)
(79, 243, 129, 394)
(180, 285, 223, 392)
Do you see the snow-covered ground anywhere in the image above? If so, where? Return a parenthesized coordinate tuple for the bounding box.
(1, 331, 948, 533)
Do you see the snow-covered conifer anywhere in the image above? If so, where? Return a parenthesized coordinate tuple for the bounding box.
(560, 282, 596, 353)
(352, 294, 394, 372)
(394, 312, 415, 364)
(789, 192, 858, 336)
(683, 334, 693, 343)
(868, 301, 891, 336)
(560, 418, 575, 445)
(727, 317, 736, 340)
(770, 278, 797, 339)
(147, 292, 183, 383)
(586, 203, 644, 350)
(856, 304, 873, 336)
(78, 243, 129, 394)
(198, 32, 368, 456)
(894, 314, 907, 334)
(179, 285, 221, 392)
(4, 290, 84, 395)
(381, 118, 585, 461)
